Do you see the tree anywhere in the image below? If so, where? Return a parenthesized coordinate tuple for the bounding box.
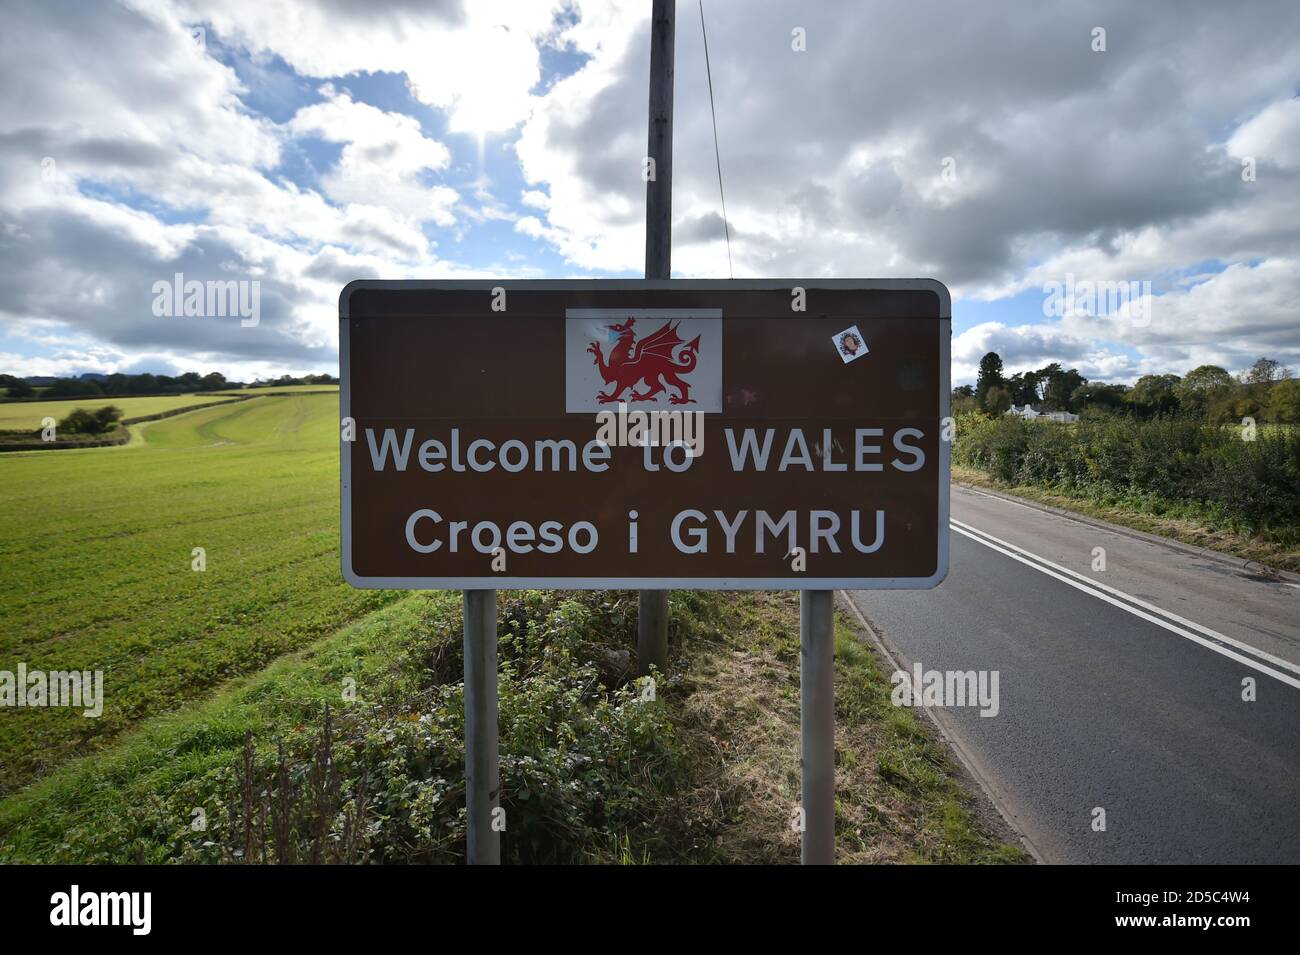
(1006, 371, 1040, 406)
(1072, 382, 1127, 415)
(1043, 367, 1086, 411)
(58, 405, 122, 435)
(1032, 363, 1062, 401)
(952, 391, 978, 415)
(984, 385, 1012, 416)
(976, 352, 1005, 409)
(92, 405, 124, 431)
(5, 380, 35, 398)
(1003, 363, 1086, 410)
(1267, 378, 1300, 423)
(1243, 357, 1292, 387)
(952, 384, 977, 414)
(1127, 374, 1181, 417)
(1175, 365, 1234, 418)
(44, 378, 104, 398)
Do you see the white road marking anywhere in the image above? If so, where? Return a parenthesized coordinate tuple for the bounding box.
(953, 518, 1300, 677)
(951, 520, 1300, 691)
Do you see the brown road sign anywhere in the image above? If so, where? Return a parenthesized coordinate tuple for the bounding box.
(340, 279, 950, 589)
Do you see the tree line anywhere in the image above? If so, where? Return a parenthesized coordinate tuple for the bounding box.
(956, 352, 1299, 423)
(0, 371, 338, 400)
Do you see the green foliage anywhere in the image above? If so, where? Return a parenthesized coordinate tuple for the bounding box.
(1175, 365, 1234, 418)
(1243, 357, 1291, 387)
(967, 353, 1298, 422)
(57, 404, 123, 435)
(1267, 378, 1300, 424)
(1125, 374, 1182, 417)
(1072, 382, 1128, 415)
(983, 385, 1012, 416)
(975, 351, 1004, 409)
(54, 408, 97, 434)
(1043, 366, 1086, 410)
(43, 378, 104, 398)
(953, 412, 1300, 540)
(951, 391, 979, 415)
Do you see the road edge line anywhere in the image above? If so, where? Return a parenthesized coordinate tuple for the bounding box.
(951, 524, 1300, 691)
(835, 589, 1048, 865)
(952, 517, 1300, 678)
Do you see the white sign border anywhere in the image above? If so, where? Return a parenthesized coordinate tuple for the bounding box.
(339, 278, 950, 591)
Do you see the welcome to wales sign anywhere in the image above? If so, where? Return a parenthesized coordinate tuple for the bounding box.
(340, 279, 950, 590)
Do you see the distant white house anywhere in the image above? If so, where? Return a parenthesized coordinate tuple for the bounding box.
(1007, 404, 1079, 423)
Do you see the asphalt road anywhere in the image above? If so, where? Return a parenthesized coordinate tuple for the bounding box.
(848, 485, 1300, 863)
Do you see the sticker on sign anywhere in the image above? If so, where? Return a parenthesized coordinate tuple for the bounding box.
(339, 279, 950, 590)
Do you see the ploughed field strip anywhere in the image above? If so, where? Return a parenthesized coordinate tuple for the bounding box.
(0, 392, 396, 795)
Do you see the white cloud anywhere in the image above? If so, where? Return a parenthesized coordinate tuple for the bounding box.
(288, 87, 458, 225)
(515, 0, 1300, 305)
(0, 0, 495, 375)
(2, 0, 1299, 384)
(520, 189, 551, 209)
(173, 0, 569, 135)
(1228, 96, 1300, 170)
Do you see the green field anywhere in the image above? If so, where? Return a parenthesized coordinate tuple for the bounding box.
(0, 393, 241, 431)
(0, 392, 398, 795)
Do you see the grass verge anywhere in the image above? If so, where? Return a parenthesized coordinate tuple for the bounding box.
(0, 589, 1023, 865)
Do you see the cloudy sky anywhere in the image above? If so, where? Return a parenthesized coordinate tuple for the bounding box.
(0, 0, 1297, 384)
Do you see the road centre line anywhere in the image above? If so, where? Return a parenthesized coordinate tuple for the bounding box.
(952, 518, 1300, 677)
(950, 520, 1300, 691)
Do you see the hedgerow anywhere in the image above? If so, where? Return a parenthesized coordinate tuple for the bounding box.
(953, 413, 1300, 540)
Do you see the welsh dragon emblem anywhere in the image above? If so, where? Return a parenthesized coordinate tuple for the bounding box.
(586, 317, 701, 404)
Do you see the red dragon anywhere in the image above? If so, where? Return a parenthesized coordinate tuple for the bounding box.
(586, 317, 701, 404)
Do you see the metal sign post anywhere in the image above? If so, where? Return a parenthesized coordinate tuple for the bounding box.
(463, 588, 500, 864)
(800, 589, 836, 864)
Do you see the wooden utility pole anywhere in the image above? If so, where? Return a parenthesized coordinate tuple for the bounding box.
(645, 0, 675, 279)
(638, 0, 675, 677)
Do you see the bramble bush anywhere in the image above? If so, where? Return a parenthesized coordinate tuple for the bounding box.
(953, 413, 1300, 540)
(41, 591, 696, 864)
